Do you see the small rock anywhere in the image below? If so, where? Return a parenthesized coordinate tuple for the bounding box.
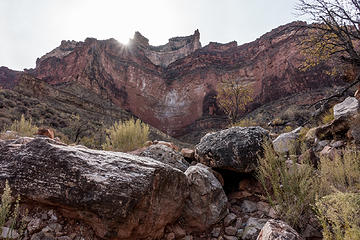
(330, 140, 344, 148)
(1, 227, 19, 239)
(333, 97, 359, 119)
(235, 218, 242, 229)
(242, 218, 268, 240)
(41, 213, 48, 220)
(211, 227, 221, 238)
(236, 229, 244, 238)
(181, 148, 195, 159)
(48, 223, 62, 233)
(153, 140, 179, 151)
(320, 146, 339, 160)
(256, 202, 270, 214)
(41, 226, 52, 233)
(225, 226, 237, 236)
(183, 235, 193, 240)
(272, 127, 302, 154)
(57, 237, 71, 240)
(298, 148, 319, 168)
(166, 232, 176, 240)
(241, 200, 257, 213)
(224, 213, 237, 226)
(228, 191, 252, 200)
(37, 128, 55, 139)
(223, 235, 238, 240)
(267, 207, 278, 219)
(242, 226, 259, 240)
(171, 224, 186, 238)
(315, 140, 330, 152)
(257, 219, 303, 240)
(27, 218, 42, 234)
(301, 224, 322, 239)
(305, 128, 317, 144)
(31, 231, 55, 240)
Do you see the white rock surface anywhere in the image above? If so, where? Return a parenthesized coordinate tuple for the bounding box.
(257, 219, 303, 240)
(272, 127, 302, 154)
(333, 97, 359, 119)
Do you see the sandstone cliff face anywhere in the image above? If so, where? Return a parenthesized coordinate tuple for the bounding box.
(133, 30, 201, 67)
(0, 66, 20, 89)
(1, 22, 344, 136)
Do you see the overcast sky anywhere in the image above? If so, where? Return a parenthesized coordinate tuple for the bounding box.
(1, 0, 301, 71)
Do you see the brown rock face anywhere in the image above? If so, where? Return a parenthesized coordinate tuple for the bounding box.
(0, 66, 20, 89)
(1, 22, 344, 137)
(37, 128, 55, 139)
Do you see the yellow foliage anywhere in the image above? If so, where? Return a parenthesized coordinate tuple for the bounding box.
(0, 180, 25, 238)
(283, 126, 293, 133)
(103, 118, 149, 152)
(216, 79, 253, 124)
(319, 147, 360, 194)
(315, 192, 360, 240)
(272, 118, 284, 126)
(8, 114, 38, 137)
(298, 127, 310, 142)
(231, 118, 258, 127)
(300, 29, 342, 74)
(257, 141, 318, 229)
(321, 108, 334, 125)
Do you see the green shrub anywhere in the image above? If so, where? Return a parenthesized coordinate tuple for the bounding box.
(0, 180, 25, 239)
(103, 118, 149, 152)
(257, 141, 318, 229)
(271, 117, 284, 126)
(298, 127, 310, 142)
(231, 118, 258, 127)
(321, 108, 334, 125)
(319, 147, 360, 194)
(315, 192, 360, 240)
(7, 114, 38, 137)
(283, 126, 293, 133)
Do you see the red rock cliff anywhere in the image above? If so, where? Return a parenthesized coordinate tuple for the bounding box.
(1, 22, 344, 136)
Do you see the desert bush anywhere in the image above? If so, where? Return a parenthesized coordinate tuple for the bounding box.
(103, 118, 149, 152)
(257, 141, 318, 229)
(79, 136, 97, 149)
(321, 108, 334, 125)
(231, 118, 258, 127)
(319, 147, 360, 194)
(298, 127, 310, 142)
(315, 192, 360, 240)
(350, 114, 360, 144)
(7, 114, 38, 137)
(283, 126, 293, 133)
(0, 180, 26, 239)
(271, 117, 284, 126)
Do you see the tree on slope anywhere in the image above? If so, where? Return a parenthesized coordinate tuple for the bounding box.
(297, 0, 360, 88)
(216, 79, 253, 124)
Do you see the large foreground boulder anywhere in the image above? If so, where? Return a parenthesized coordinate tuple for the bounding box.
(195, 127, 269, 173)
(257, 220, 303, 240)
(0, 137, 189, 240)
(138, 143, 189, 172)
(182, 163, 228, 231)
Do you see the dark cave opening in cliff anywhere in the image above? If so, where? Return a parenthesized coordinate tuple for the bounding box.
(213, 168, 258, 195)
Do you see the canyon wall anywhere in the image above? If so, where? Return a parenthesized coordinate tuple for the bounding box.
(1, 22, 343, 136)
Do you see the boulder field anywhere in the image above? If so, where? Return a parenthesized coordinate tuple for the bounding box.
(0, 126, 304, 240)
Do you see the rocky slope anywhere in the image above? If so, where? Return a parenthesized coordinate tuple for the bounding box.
(1, 22, 344, 137)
